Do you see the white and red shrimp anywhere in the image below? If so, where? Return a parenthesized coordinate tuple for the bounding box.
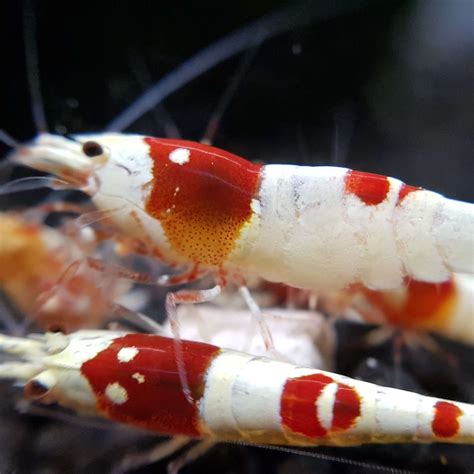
(8, 133, 474, 295)
(3, 0, 472, 333)
(0, 330, 472, 470)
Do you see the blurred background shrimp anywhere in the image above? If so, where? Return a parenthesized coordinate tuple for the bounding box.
(0, 211, 131, 333)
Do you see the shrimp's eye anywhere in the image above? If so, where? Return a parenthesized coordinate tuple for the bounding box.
(82, 141, 104, 157)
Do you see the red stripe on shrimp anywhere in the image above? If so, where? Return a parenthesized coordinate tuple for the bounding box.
(331, 383, 362, 431)
(81, 333, 220, 436)
(397, 183, 423, 204)
(280, 373, 361, 438)
(344, 170, 390, 206)
(144, 138, 262, 267)
(362, 278, 457, 330)
(432, 401, 462, 438)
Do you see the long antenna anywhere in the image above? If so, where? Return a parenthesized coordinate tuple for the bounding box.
(230, 441, 415, 474)
(332, 105, 355, 167)
(128, 53, 181, 138)
(201, 46, 259, 145)
(106, 0, 370, 132)
(23, 0, 48, 133)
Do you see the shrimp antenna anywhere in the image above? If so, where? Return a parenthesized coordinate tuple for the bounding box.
(128, 53, 182, 138)
(238, 442, 415, 474)
(23, 0, 48, 133)
(106, 0, 369, 132)
(0, 295, 23, 336)
(201, 46, 259, 145)
(0, 130, 21, 149)
(0, 176, 70, 195)
(332, 104, 355, 166)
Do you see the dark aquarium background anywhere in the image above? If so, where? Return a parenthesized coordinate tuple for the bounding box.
(0, 0, 473, 473)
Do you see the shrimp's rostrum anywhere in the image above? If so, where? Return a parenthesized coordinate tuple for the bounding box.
(10, 133, 474, 290)
(0, 330, 472, 446)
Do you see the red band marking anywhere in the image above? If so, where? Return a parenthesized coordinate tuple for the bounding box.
(331, 383, 362, 431)
(432, 401, 462, 438)
(363, 278, 456, 329)
(344, 170, 390, 206)
(144, 138, 262, 267)
(397, 183, 422, 204)
(81, 334, 220, 437)
(281, 373, 360, 438)
(281, 373, 332, 437)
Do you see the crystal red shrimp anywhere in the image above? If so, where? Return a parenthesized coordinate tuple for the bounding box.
(0, 212, 130, 332)
(0, 329, 472, 447)
(8, 134, 474, 292)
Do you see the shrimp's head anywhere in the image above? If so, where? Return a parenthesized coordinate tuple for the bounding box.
(10, 132, 109, 193)
(0, 330, 124, 416)
(9, 132, 189, 265)
(12, 132, 155, 203)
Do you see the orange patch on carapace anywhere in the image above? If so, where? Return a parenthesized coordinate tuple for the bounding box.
(280, 373, 361, 438)
(432, 401, 462, 438)
(144, 138, 262, 267)
(363, 278, 457, 330)
(344, 170, 390, 206)
(81, 334, 220, 437)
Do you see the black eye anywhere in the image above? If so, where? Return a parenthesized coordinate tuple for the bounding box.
(82, 141, 104, 157)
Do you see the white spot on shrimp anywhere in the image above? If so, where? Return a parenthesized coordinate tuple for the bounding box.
(117, 346, 139, 363)
(316, 382, 338, 430)
(169, 148, 190, 165)
(105, 382, 128, 405)
(132, 372, 145, 384)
